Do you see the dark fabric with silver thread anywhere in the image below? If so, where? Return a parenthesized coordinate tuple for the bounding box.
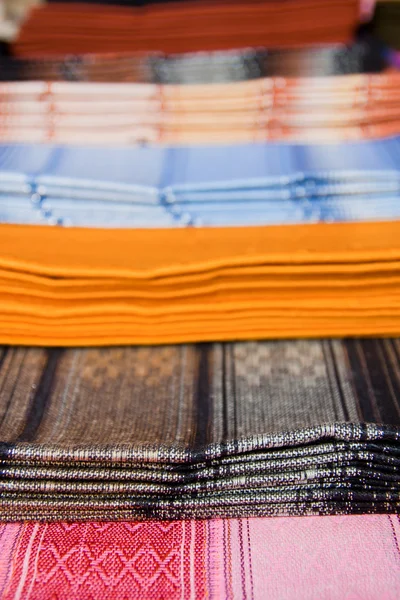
(1, 339, 400, 520)
(1, 40, 386, 83)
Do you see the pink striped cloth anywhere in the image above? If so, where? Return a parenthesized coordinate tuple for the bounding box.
(0, 75, 399, 145)
(1, 515, 400, 599)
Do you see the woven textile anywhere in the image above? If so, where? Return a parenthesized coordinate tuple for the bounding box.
(1, 339, 400, 519)
(3, 220, 400, 343)
(1, 515, 400, 598)
(13, 1, 361, 57)
(0, 41, 386, 83)
(0, 73, 399, 144)
(2, 135, 400, 344)
(2, 138, 400, 228)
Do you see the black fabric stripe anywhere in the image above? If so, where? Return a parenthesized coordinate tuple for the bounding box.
(0, 349, 26, 431)
(342, 340, 376, 422)
(321, 342, 340, 422)
(388, 339, 400, 385)
(360, 339, 400, 425)
(17, 348, 64, 443)
(230, 344, 238, 442)
(193, 343, 212, 450)
(375, 340, 400, 426)
(222, 344, 228, 440)
(328, 341, 350, 422)
(0, 347, 8, 372)
(388, 340, 400, 416)
(0, 347, 11, 398)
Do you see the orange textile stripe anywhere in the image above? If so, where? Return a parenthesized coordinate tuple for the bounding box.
(1, 220, 400, 345)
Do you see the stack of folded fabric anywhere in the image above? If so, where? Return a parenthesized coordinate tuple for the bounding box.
(2, 516, 400, 598)
(1, 0, 400, 598)
(0, 341, 400, 520)
(13, 0, 362, 56)
(3, 219, 400, 344)
(4, 138, 400, 227)
(2, 138, 400, 344)
(0, 73, 399, 143)
(0, 41, 387, 83)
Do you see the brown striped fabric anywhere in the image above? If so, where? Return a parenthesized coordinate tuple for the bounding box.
(0, 339, 400, 520)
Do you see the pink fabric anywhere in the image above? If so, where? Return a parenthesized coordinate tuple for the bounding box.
(1, 516, 400, 599)
(0, 524, 23, 597)
(209, 515, 400, 600)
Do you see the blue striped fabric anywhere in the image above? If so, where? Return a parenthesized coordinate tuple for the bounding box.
(1, 137, 400, 228)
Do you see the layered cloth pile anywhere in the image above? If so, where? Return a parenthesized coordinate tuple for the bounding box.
(0, 40, 386, 83)
(13, 0, 363, 57)
(0, 73, 399, 143)
(4, 220, 400, 344)
(0, 339, 400, 520)
(2, 0, 400, 597)
(1, 136, 400, 344)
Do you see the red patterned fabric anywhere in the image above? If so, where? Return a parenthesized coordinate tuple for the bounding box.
(2, 516, 400, 599)
(2, 521, 207, 600)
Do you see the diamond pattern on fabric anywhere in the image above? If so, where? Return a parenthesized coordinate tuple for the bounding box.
(3, 521, 207, 600)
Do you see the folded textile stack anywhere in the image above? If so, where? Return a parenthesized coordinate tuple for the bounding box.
(2, 222, 400, 344)
(0, 340, 399, 520)
(0, 73, 399, 143)
(2, 0, 400, 598)
(1, 137, 400, 344)
(0, 41, 387, 83)
(4, 138, 400, 228)
(2, 516, 400, 598)
(13, 0, 362, 56)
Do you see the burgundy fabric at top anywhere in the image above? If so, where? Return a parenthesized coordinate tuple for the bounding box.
(14, 0, 361, 56)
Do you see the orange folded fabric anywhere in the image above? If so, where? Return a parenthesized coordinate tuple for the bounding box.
(1, 220, 400, 346)
(13, 0, 361, 57)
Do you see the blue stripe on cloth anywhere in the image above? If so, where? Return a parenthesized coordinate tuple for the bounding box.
(0, 138, 400, 228)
